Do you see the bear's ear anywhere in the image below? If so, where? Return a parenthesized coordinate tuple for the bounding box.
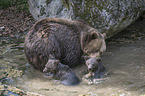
(81, 32, 98, 50)
(90, 32, 98, 40)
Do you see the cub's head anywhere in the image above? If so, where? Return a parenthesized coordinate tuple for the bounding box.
(43, 60, 60, 73)
(81, 28, 106, 58)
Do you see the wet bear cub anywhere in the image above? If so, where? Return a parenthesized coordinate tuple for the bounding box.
(24, 18, 106, 86)
(43, 59, 80, 86)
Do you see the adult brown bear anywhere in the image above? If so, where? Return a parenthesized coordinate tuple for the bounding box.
(24, 18, 106, 85)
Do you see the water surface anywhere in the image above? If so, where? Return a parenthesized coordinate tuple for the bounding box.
(0, 37, 144, 96)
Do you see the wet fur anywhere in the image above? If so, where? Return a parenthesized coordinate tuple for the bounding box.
(53, 63, 80, 86)
(43, 61, 80, 86)
(24, 18, 106, 72)
(85, 57, 105, 78)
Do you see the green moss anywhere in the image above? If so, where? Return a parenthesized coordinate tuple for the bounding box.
(0, 0, 11, 8)
(0, 84, 44, 95)
(0, 59, 23, 84)
(0, 0, 29, 13)
(72, 0, 107, 27)
(40, 5, 46, 16)
(0, 84, 26, 95)
(45, 0, 52, 6)
(62, 0, 71, 10)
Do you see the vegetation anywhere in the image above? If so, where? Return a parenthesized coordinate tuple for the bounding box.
(0, 0, 29, 13)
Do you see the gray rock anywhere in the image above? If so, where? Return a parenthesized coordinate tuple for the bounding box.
(28, 0, 72, 20)
(28, 0, 145, 38)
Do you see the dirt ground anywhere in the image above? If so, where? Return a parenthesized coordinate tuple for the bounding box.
(0, 6, 34, 38)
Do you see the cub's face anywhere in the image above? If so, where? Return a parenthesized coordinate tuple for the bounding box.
(81, 29, 106, 58)
(86, 57, 98, 72)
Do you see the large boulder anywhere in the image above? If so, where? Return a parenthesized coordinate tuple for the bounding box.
(28, 0, 145, 38)
(28, 0, 72, 20)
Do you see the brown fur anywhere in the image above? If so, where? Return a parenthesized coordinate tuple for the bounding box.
(86, 57, 99, 72)
(43, 62, 80, 86)
(43, 59, 60, 73)
(24, 18, 106, 72)
(85, 57, 106, 78)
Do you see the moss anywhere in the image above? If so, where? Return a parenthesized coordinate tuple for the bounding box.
(0, 0, 29, 13)
(0, 0, 11, 9)
(0, 84, 44, 95)
(45, 0, 52, 6)
(62, 0, 71, 10)
(40, 5, 46, 16)
(0, 84, 26, 95)
(0, 59, 23, 84)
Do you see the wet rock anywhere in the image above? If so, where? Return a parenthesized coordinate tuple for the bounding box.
(28, 0, 145, 38)
(0, 83, 44, 96)
(0, 84, 26, 95)
(0, 60, 23, 84)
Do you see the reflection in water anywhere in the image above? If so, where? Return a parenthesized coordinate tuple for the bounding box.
(0, 37, 145, 96)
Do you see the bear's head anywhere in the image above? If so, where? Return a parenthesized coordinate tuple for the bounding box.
(81, 28, 106, 58)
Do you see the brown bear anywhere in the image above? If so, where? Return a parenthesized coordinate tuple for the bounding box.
(43, 59, 60, 74)
(24, 18, 106, 85)
(43, 60, 80, 86)
(85, 57, 105, 79)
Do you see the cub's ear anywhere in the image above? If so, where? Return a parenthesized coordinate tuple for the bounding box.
(54, 60, 60, 66)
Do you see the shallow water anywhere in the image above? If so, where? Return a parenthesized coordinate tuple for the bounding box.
(0, 36, 145, 96)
